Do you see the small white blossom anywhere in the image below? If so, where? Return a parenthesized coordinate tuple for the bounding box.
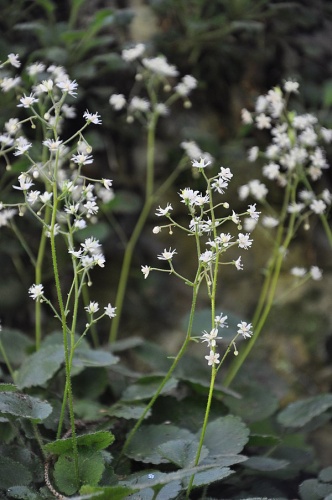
(122, 43, 145, 61)
(84, 110, 102, 125)
(155, 203, 173, 217)
(256, 113, 271, 129)
(84, 200, 99, 215)
(262, 215, 279, 228)
(142, 56, 179, 77)
(310, 199, 326, 214)
(43, 138, 63, 151)
(290, 267, 306, 277)
(93, 253, 106, 267)
(241, 108, 253, 124)
(284, 80, 299, 93)
(180, 140, 202, 160)
(27, 62, 45, 76)
(28, 284, 44, 301)
(237, 321, 253, 338)
(109, 93, 126, 110)
(7, 53, 21, 68)
(234, 256, 243, 270)
(201, 328, 219, 347)
(205, 350, 220, 366)
(38, 79, 54, 92)
(310, 266, 322, 281)
(215, 313, 228, 328)
(27, 190, 41, 205)
(129, 96, 150, 112)
(141, 265, 151, 279)
(81, 237, 101, 254)
(191, 157, 211, 169)
(13, 173, 34, 191)
(104, 303, 117, 318)
(248, 146, 259, 162)
(85, 301, 99, 314)
(0, 208, 17, 227)
(18, 93, 38, 108)
(0, 76, 21, 92)
(71, 152, 93, 165)
(247, 203, 261, 221)
(157, 248, 177, 260)
(56, 79, 78, 97)
(237, 233, 253, 249)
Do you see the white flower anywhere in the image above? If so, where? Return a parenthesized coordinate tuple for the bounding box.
(215, 313, 228, 328)
(248, 146, 259, 162)
(262, 215, 279, 228)
(84, 110, 102, 125)
(102, 179, 113, 190)
(62, 104, 76, 118)
(13, 173, 34, 191)
(74, 219, 87, 230)
(290, 267, 306, 277)
(5, 118, 20, 135)
(27, 191, 41, 205)
(85, 301, 99, 314)
(28, 284, 44, 301)
(14, 140, 32, 156)
(288, 202, 305, 214)
(199, 250, 215, 263)
(121, 43, 145, 61)
(191, 157, 211, 169)
(310, 199, 326, 214)
(263, 162, 280, 180)
(40, 192, 53, 204)
(129, 96, 150, 112)
(205, 350, 220, 366)
(152, 226, 161, 234)
(84, 200, 99, 215)
(109, 93, 126, 110)
(38, 79, 54, 92)
(27, 62, 45, 76)
(56, 79, 78, 97)
(0, 208, 17, 227)
(256, 113, 271, 129)
(155, 103, 169, 116)
(71, 152, 93, 165)
(7, 53, 21, 68)
(157, 248, 177, 260)
(142, 56, 179, 77)
(104, 303, 117, 318)
(234, 256, 243, 270)
(81, 237, 101, 254)
(18, 93, 38, 108)
(141, 265, 151, 279)
(241, 108, 253, 124)
(284, 80, 299, 93)
(155, 203, 173, 217)
(180, 140, 202, 160)
(43, 138, 63, 151)
(237, 233, 253, 249)
(248, 180, 268, 200)
(321, 189, 332, 205)
(1, 76, 21, 92)
(243, 217, 257, 232)
(201, 328, 219, 347)
(247, 203, 260, 221)
(211, 177, 228, 194)
(310, 266, 322, 280)
(93, 253, 106, 267)
(237, 321, 253, 338)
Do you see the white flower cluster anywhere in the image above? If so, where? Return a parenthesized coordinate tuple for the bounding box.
(240, 81, 332, 218)
(109, 43, 197, 121)
(201, 314, 253, 366)
(290, 265, 322, 281)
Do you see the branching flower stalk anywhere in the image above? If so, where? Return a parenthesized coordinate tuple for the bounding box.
(224, 81, 332, 387)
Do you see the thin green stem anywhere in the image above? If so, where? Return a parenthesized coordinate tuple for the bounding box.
(0, 341, 16, 381)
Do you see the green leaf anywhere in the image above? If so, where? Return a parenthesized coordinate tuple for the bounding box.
(73, 348, 119, 368)
(244, 456, 289, 471)
(16, 345, 64, 389)
(121, 376, 178, 401)
(54, 449, 105, 496)
(106, 402, 152, 420)
(200, 416, 249, 457)
(80, 484, 138, 499)
(125, 425, 193, 464)
(299, 478, 332, 500)
(0, 392, 52, 421)
(277, 394, 332, 428)
(247, 433, 281, 447)
(0, 456, 32, 489)
(6, 485, 39, 499)
(319, 466, 332, 483)
(223, 382, 278, 423)
(0, 329, 33, 366)
(155, 481, 182, 499)
(44, 431, 114, 455)
(189, 466, 233, 488)
(158, 439, 208, 468)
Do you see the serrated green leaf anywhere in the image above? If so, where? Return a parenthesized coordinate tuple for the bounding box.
(155, 480, 182, 499)
(121, 377, 178, 401)
(223, 382, 278, 423)
(244, 456, 288, 471)
(277, 394, 332, 428)
(6, 485, 39, 499)
(0, 392, 52, 421)
(54, 450, 105, 496)
(80, 484, 138, 499)
(158, 439, 208, 468)
(16, 345, 64, 389)
(125, 425, 194, 464)
(106, 402, 151, 420)
(73, 348, 118, 368)
(44, 431, 115, 454)
(190, 466, 233, 488)
(319, 466, 332, 483)
(0, 329, 33, 366)
(200, 416, 249, 457)
(0, 456, 32, 489)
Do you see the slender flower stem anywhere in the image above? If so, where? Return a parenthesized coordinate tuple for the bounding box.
(0, 340, 16, 381)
